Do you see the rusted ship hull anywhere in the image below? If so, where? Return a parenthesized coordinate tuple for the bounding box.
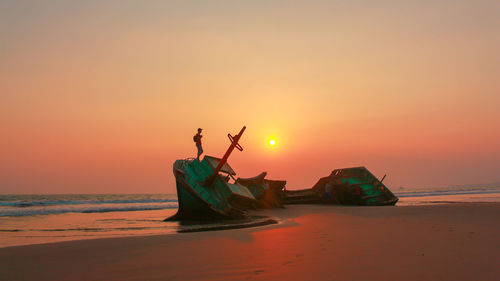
(284, 167, 398, 206)
(236, 172, 286, 208)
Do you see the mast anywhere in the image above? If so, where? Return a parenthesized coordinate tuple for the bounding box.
(205, 126, 246, 184)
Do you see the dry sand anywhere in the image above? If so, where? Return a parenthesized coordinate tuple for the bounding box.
(1, 203, 499, 281)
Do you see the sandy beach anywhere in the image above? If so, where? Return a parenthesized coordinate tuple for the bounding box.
(1, 203, 499, 281)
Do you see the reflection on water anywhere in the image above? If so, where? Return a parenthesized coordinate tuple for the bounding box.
(0, 209, 180, 248)
(0, 209, 278, 248)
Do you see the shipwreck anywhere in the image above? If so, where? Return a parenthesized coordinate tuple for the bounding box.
(167, 126, 398, 221)
(284, 167, 398, 206)
(166, 126, 286, 221)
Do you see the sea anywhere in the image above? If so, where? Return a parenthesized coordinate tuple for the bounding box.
(1, 187, 500, 248)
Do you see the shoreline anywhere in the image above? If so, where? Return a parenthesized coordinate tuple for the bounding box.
(1, 203, 499, 280)
(0, 202, 497, 249)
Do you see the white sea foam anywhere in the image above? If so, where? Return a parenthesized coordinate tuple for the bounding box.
(0, 203, 178, 217)
(0, 199, 177, 208)
(0, 194, 178, 217)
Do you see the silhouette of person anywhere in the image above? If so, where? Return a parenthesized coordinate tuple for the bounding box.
(193, 128, 203, 161)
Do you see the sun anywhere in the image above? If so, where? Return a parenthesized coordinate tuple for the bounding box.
(269, 139, 276, 147)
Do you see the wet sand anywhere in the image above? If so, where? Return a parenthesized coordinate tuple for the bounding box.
(1, 203, 499, 281)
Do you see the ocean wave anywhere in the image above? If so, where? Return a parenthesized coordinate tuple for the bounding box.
(0, 199, 178, 208)
(394, 189, 500, 198)
(0, 226, 168, 232)
(0, 203, 178, 217)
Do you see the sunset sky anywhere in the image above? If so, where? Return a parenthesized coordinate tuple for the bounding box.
(1, 1, 499, 194)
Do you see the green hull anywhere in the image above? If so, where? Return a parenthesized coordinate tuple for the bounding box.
(166, 156, 257, 221)
(329, 167, 398, 205)
(285, 167, 398, 206)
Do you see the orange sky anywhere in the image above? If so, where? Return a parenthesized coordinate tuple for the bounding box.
(1, 1, 499, 194)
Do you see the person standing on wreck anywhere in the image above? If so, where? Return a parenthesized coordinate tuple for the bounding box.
(193, 128, 203, 161)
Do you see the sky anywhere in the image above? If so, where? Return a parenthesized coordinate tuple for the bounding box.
(1, 0, 499, 194)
